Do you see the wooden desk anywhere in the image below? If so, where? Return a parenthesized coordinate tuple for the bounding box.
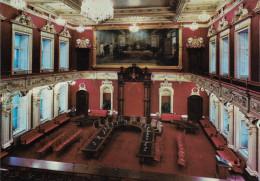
(73, 116, 100, 126)
(122, 50, 153, 59)
(81, 128, 113, 157)
(216, 162, 231, 179)
(171, 120, 199, 134)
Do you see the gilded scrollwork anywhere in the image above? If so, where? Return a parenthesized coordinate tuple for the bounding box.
(218, 17, 230, 31)
(59, 27, 71, 38)
(41, 21, 56, 34)
(207, 25, 217, 37)
(11, 11, 35, 28)
(186, 37, 204, 48)
(232, 3, 252, 24)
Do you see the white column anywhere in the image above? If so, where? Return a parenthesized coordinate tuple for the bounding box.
(53, 90, 60, 118)
(1, 101, 13, 148)
(32, 91, 41, 128)
(246, 119, 258, 176)
(227, 104, 234, 148)
(257, 120, 260, 176)
(214, 100, 220, 130)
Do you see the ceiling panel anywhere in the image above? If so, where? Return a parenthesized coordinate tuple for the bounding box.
(25, 0, 228, 25)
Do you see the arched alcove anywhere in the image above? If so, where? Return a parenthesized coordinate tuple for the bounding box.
(159, 80, 174, 116)
(100, 80, 114, 114)
(76, 83, 89, 116)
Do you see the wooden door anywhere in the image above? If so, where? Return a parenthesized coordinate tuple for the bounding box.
(76, 90, 89, 116)
(188, 95, 203, 123)
(76, 48, 90, 71)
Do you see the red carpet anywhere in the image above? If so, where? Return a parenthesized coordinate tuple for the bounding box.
(11, 121, 218, 178)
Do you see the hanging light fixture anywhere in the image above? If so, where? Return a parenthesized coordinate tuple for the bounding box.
(55, 15, 66, 26)
(198, 1, 210, 22)
(190, 22, 198, 31)
(81, 0, 114, 24)
(76, 25, 85, 33)
(129, 24, 139, 33)
(198, 10, 210, 22)
(10, 0, 27, 10)
(55, 4, 66, 26)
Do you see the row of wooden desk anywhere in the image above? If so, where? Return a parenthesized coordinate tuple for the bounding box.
(81, 120, 156, 163)
(2, 156, 224, 181)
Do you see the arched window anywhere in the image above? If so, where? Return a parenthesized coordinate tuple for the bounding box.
(240, 115, 248, 153)
(12, 93, 28, 135)
(59, 84, 68, 114)
(223, 108, 228, 133)
(210, 94, 216, 124)
(12, 95, 19, 132)
(40, 88, 52, 122)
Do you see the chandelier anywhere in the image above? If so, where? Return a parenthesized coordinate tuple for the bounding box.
(76, 25, 85, 33)
(198, 10, 210, 22)
(55, 15, 66, 26)
(129, 24, 139, 33)
(81, 0, 114, 24)
(190, 22, 198, 31)
(10, 0, 27, 10)
(55, 4, 66, 26)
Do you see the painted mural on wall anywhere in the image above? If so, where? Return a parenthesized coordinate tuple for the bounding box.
(96, 29, 179, 66)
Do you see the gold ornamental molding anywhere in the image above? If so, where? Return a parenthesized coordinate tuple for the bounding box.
(0, 13, 6, 21)
(41, 21, 57, 34)
(254, 1, 260, 13)
(10, 11, 36, 29)
(0, 72, 259, 119)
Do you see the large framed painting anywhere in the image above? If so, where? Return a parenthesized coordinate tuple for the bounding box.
(93, 25, 183, 69)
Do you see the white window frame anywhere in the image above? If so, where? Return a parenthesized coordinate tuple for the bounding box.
(100, 80, 114, 115)
(12, 24, 33, 75)
(40, 88, 53, 123)
(234, 18, 251, 80)
(209, 35, 217, 74)
(11, 93, 29, 136)
(159, 81, 174, 116)
(59, 36, 69, 71)
(40, 31, 54, 72)
(234, 107, 248, 159)
(59, 84, 68, 114)
(220, 102, 229, 138)
(219, 29, 230, 76)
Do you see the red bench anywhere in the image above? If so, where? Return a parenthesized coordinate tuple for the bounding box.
(204, 123, 217, 137)
(210, 133, 227, 150)
(161, 114, 182, 122)
(217, 146, 240, 167)
(35, 133, 65, 158)
(53, 130, 82, 153)
(20, 128, 44, 145)
(0, 152, 8, 159)
(177, 134, 187, 167)
(199, 119, 211, 127)
(39, 120, 59, 133)
(55, 113, 71, 125)
(89, 109, 108, 117)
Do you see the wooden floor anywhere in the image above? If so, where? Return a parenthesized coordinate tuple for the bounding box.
(2, 120, 244, 180)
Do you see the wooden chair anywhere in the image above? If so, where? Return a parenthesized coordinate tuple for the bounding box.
(100, 117, 106, 125)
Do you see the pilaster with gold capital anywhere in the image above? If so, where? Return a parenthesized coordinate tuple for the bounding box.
(246, 118, 258, 174)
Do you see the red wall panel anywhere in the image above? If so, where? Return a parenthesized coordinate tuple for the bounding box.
(69, 79, 209, 117)
(124, 82, 144, 117)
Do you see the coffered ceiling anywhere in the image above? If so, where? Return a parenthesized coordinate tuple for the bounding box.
(23, 0, 228, 25)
